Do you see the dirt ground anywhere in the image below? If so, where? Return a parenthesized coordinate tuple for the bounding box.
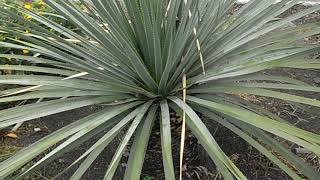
(0, 4, 320, 180)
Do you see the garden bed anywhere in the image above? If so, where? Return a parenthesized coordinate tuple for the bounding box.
(0, 4, 320, 180)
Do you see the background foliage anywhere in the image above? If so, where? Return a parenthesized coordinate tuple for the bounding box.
(0, 0, 319, 179)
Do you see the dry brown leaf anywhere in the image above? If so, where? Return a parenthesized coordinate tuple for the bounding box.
(5, 132, 18, 139)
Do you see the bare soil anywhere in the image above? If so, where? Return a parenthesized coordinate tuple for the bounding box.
(0, 4, 320, 180)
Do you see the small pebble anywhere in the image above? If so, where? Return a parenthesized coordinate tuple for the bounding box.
(313, 77, 320, 84)
(34, 128, 41, 132)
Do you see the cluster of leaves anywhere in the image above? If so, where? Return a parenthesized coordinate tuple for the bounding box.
(0, 0, 11, 56)
(0, 0, 77, 56)
(0, 0, 319, 179)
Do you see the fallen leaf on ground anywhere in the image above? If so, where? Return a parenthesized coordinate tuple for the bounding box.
(5, 132, 18, 139)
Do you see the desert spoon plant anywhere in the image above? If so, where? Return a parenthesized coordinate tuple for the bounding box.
(0, 0, 320, 179)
